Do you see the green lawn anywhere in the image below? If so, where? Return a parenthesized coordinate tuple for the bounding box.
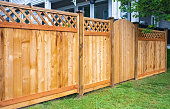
(25, 49, 170, 109)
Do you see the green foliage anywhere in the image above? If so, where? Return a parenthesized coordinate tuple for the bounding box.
(62, 21, 71, 27)
(116, 0, 170, 32)
(68, 24, 71, 27)
(117, 0, 170, 21)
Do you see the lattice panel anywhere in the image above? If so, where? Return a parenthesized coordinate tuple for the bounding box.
(138, 29, 165, 40)
(0, 3, 77, 28)
(84, 18, 110, 33)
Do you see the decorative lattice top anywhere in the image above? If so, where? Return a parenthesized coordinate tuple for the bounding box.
(0, 1, 78, 28)
(138, 28, 165, 40)
(84, 17, 110, 33)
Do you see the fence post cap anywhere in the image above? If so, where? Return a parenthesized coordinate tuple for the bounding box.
(76, 10, 83, 13)
(164, 28, 168, 30)
(133, 22, 139, 28)
(133, 22, 139, 24)
(108, 17, 114, 20)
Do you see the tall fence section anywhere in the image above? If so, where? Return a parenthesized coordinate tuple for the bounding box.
(0, 1, 167, 109)
(137, 28, 167, 79)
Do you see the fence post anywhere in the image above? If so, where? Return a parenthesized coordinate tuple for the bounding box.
(133, 22, 139, 80)
(108, 17, 114, 87)
(77, 10, 84, 97)
(164, 28, 168, 72)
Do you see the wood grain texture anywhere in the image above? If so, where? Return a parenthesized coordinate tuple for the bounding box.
(109, 18, 114, 87)
(78, 12, 84, 96)
(30, 30, 38, 94)
(13, 29, 22, 98)
(113, 19, 136, 84)
(0, 28, 4, 101)
(0, 15, 166, 109)
(0, 85, 78, 107)
(4, 28, 14, 100)
(0, 22, 78, 33)
(1, 89, 78, 109)
(137, 40, 166, 78)
(0, 28, 79, 108)
(83, 35, 111, 92)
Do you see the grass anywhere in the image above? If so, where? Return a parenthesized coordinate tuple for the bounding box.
(24, 49, 170, 109)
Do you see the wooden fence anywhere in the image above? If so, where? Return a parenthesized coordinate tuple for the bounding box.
(0, 1, 167, 109)
(83, 17, 111, 93)
(137, 28, 167, 79)
(113, 19, 136, 84)
(0, 1, 79, 108)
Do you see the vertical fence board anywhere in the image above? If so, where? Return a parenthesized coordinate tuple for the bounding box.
(44, 31, 51, 91)
(22, 30, 30, 96)
(47, 31, 52, 90)
(51, 31, 57, 89)
(92, 36, 97, 83)
(108, 35, 111, 82)
(58, 32, 63, 88)
(103, 36, 106, 81)
(30, 30, 38, 94)
(89, 36, 93, 84)
(75, 33, 79, 85)
(56, 32, 60, 89)
(119, 20, 123, 83)
(37, 31, 45, 93)
(4, 28, 14, 100)
(68, 32, 73, 86)
(13, 29, 22, 98)
(84, 36, 87, 84)
(114, 21, 120, 84)
(72, 33, 77, 85)
(100, 37, 104, 82)
(0, 28, 4, 101)
(63, 32, 68, 87)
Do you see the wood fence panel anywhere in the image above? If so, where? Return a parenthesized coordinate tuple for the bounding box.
(83, 17, 111, 93)
(0, 1, 167, 108)
(0, 28, 79, 108)
(137, 40, 166, 79)
(83, 35, 111, 92)
(137, 28, 166, 79)
(113, 19, 136, 84)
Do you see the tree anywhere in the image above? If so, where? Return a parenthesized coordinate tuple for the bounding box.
(117, 0, 170, 31)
